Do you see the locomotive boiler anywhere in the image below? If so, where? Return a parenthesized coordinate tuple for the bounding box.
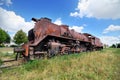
(15, 17, 103, 60)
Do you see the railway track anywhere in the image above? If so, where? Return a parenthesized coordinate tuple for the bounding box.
(0, 59, 23, 69)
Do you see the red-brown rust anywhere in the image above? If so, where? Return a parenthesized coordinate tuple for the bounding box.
(22, 43, 29, 56)
(16, 17, 103, 60)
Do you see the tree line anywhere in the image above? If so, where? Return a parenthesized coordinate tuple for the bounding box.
(0, 28, 27, 47)
(110, 44, 120, 48)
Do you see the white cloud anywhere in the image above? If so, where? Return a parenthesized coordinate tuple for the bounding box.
(0, 0, 12, 6)
(100, 36, 120, 46)
(54, 18, 62, 25)
(69, 26, 84, 33)
(103, 25, 120, 33)
(0, 7, 34, 38)
(54, 18, 84, 33)
(70, 0, 120, 19)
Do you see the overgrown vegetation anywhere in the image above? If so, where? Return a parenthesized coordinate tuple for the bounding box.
(0, 48, 120, 80)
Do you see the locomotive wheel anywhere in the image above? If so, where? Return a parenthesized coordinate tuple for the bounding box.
(48, 49, 55, 58)
(48, 47, 59, 58)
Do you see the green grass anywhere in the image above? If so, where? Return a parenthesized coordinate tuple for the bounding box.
(0, 48, 120, 80)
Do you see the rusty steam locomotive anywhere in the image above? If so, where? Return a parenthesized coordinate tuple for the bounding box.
(15, 17, 103, 61)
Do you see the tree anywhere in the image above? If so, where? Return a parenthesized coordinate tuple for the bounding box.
(0, 28, 11, 44)
(13, 30, 28, 45)
(0, 28, 6, 44)
(110, 44, 116, 48)
(5, 31, 11, 43)
(116, 43, 120, 48)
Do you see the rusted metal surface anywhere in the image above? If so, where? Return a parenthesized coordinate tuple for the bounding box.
(94, 37, 103, 47)
(83, 33, 103, 50)
(31, 18, 90, 45)
(15, 17, 103, 60)
(33, 18, 61, 43)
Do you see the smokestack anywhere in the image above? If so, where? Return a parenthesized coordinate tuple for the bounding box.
(31, 18, 38, 22)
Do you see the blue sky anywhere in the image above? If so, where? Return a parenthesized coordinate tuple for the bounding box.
(0, 0, 120, 46)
